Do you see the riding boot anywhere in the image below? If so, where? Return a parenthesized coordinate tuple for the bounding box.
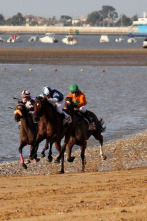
(82, 111, 93, 123)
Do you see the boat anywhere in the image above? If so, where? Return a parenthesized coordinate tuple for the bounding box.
(62, 34, 78, 45)
(7, 35, 22, 43)
(142, 38, 147, 48)
(128, 12, 147, 37)
(115, 37, 124, 42)
(39, 33, 58, 43)
(28, 36, 39, 42)
(0, 37, 4, 42)
(127, 38, 137, 43)
(100, 35, 109, 43)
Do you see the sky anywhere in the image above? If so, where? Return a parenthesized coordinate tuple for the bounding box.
(0, 0, 147, 19)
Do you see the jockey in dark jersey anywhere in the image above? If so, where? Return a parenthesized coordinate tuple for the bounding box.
(40, 86, 72, 125)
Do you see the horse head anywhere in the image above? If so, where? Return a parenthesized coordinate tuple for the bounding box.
(14, 102, 26, 122)
(63, 97, 77, 113)
(34, 97, 49, 118)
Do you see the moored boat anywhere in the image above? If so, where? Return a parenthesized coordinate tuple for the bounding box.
(100, 35, 109, 43)
(39, 33, 58, 43)
(7, 35, 22, 43)
(28, 36, 39, 42)
(62, 34, 78, 45)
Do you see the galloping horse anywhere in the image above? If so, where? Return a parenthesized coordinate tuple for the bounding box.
(30, 97, 72, 173)
(14, 102, 39, 169)
(57, 97, 106, 171)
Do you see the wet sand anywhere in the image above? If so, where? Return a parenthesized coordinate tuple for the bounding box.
(0, 48, 147, 65)
(0, 130, 147, 220)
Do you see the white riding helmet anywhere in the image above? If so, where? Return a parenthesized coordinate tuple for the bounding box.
(21, 90, 30, 98)
(42, 86, 51, 96)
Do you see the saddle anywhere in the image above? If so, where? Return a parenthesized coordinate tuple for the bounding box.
(76, 111, 96, 130)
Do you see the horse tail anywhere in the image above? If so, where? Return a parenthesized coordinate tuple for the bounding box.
(97, 118, 106, 133)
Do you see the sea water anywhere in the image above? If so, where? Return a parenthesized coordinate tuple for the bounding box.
(0, 64, 147, 162)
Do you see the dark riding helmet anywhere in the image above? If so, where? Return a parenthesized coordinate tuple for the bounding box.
(70, 84, 79, 93)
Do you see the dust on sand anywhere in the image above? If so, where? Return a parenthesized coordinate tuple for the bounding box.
(0, 130, 147, 221)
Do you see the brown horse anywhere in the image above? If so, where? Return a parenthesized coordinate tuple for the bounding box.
(14, 102, 49, 169)
(57, 97, 106, 171)
(30, 97, 72, 173)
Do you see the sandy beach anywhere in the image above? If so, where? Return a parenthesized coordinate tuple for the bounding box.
(0, 48, 147, 220)
(0, 130, 147, 221)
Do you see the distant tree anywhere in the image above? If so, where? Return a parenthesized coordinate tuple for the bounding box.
(0, 14, 5, 25)
(99, 5, 118, 20)
(87, 11, 102, 26)
(115, 14, 132, 26)
(60, 15, 72, 22)
(30, 21, 38, 26)
(130, 15, 138, 24)
(5, 13, 25, 26)
(87, 5, 118, 26)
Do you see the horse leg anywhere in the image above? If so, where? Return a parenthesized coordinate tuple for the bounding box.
(59, 153, 65, 174)
(66, 137, 75, 162)
(47, 142, 53, 162)
(18, 142, 27, 169)
(30, 135, 44, 160)
(41, 139, 49, 158)
(81, 141, 87, 172)
(94, 133, 107, 160)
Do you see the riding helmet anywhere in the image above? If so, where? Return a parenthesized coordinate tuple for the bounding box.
(42, 86, 51, 96)
(21, 90, 30, 97)
(70, 84, 79, 93)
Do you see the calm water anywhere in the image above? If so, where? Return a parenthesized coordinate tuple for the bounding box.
(0, 34, 145, 49)
(0, 64, 147, 163)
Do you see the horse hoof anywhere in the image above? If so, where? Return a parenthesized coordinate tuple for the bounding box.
(48, 157, 53, 162)
(22, 163, 27, 169)
(41, 152, 45, 158)
(101, 154, 107, 160)
(58, 170, 64, 174)
(26, 159, 31, 164)
(35, 158, 40, 163)
(54, 158, 60, 163)
(28, 156, 33, 160)
(67, 156, 75, 162)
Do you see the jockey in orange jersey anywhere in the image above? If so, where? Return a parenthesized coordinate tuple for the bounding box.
(67, 84, 87, 113)
(67, 84, 94, 123)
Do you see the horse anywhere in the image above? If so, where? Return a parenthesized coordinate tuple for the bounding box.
(14, 102, 49, 169)
(56, 97, 106, 171)
(30, 97, 72, 173)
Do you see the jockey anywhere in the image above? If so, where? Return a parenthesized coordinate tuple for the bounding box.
(21, 90, 34, 113)
(67, 84, 94, 123)
(41, 86, 72, 125)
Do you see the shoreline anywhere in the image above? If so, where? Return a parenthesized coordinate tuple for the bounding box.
(0, 129, 146, 176)
(0, 48, 147, 65)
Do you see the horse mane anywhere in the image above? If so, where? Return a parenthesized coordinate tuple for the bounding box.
(36, 97, 61, 119)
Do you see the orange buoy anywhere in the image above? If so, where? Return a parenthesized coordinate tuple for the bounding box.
(101, 69, 105, 72)
(3, 67, 6, 71)
(54, 69, 57, 71)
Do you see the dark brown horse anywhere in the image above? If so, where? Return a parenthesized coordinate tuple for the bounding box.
(14, 102, 39, 169)
(57, 97, 106, 171)
(30, 97, 72, 173)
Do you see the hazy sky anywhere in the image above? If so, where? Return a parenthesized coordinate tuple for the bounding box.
(0, 0, 147, 18)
